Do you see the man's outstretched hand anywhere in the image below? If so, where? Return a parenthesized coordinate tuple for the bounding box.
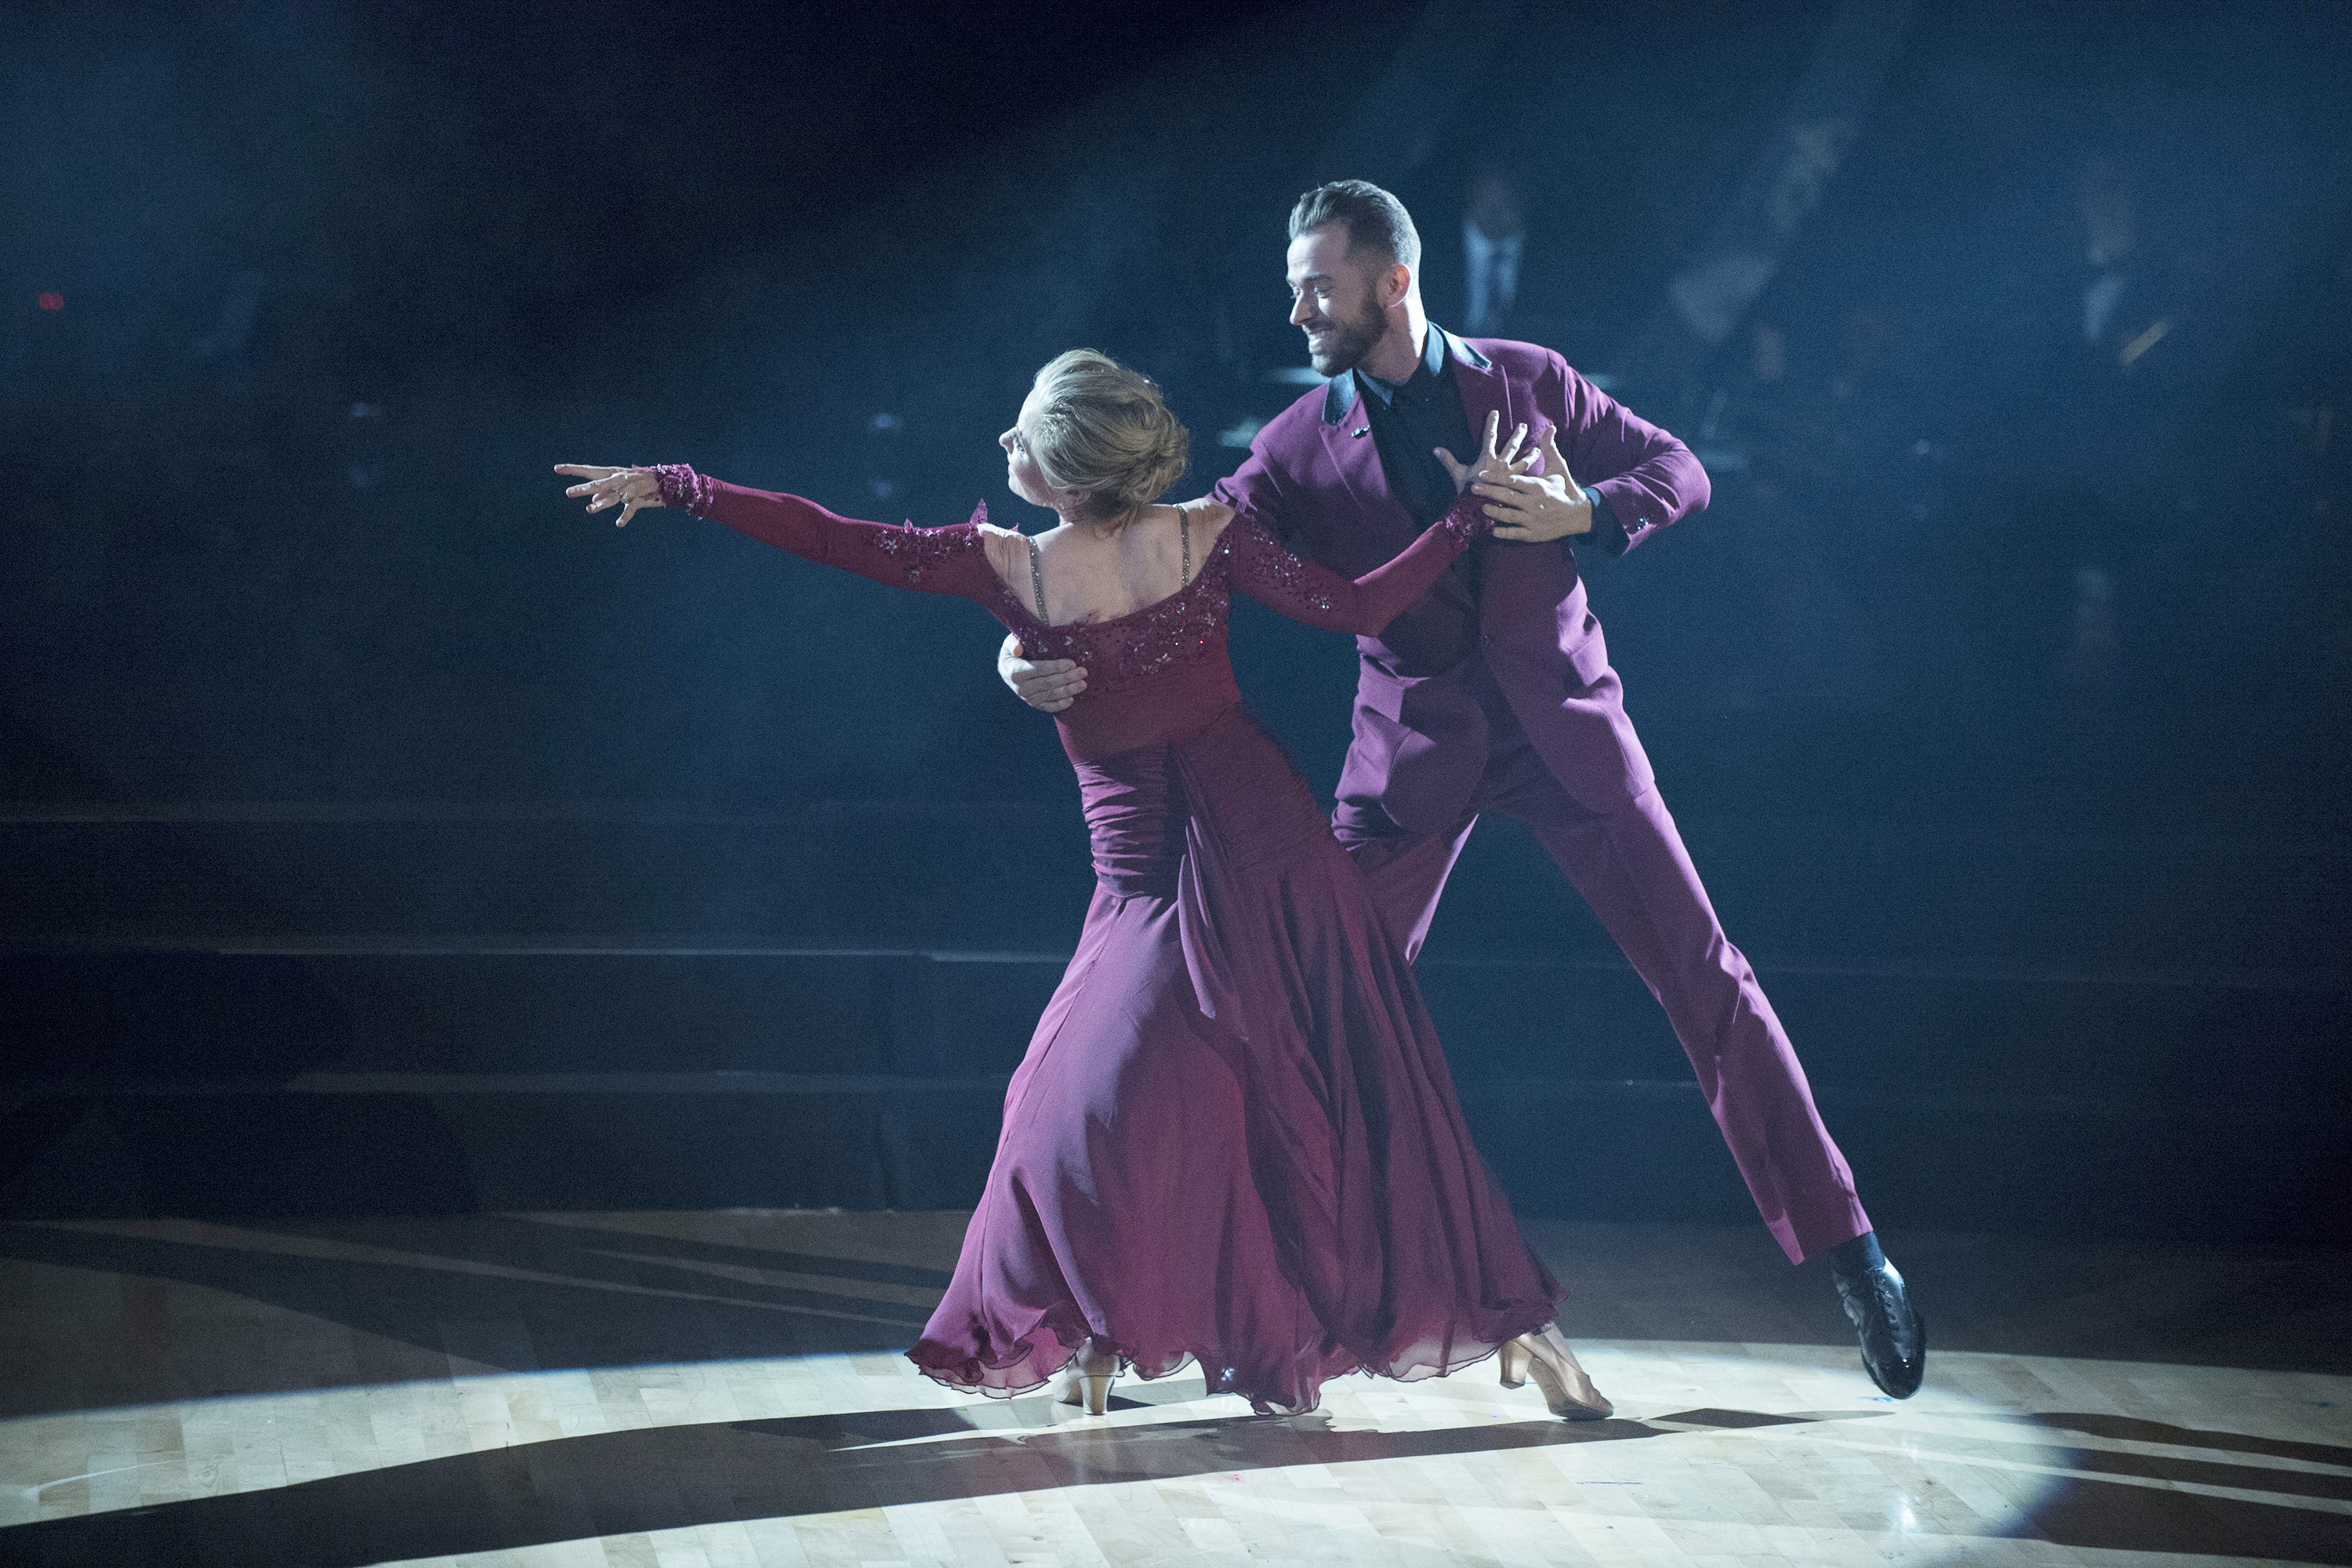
(1000, 633, 1087, 713)
(1473, 427, 1595, 543)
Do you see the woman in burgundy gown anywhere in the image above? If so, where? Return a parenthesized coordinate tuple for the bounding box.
(557, 350, 1610, 1420)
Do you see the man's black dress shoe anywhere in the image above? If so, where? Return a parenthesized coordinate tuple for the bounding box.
(1835, 1256, 1926, 1399)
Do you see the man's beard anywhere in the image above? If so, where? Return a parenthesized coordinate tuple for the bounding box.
(1305, 292, 1386, 377)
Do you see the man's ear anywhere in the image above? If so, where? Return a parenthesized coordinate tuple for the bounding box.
(1382, 263, 1413, 310)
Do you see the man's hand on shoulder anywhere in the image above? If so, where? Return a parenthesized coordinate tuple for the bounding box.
(1477, 426, 1595, 543)
(1000, 632, 1087, 713)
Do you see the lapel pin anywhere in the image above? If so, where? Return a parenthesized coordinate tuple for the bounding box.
(1351, 426, 1370, 438)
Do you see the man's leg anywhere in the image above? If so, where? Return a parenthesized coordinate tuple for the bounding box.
(1511, 768, 1922, 1396)
(1501, 775, 1871, 1266)
(1335, 722, 1920, 1392)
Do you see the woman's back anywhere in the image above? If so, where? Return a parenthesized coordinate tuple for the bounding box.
(983, 503, 1232, 629)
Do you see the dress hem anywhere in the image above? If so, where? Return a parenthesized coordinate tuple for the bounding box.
(904, 1294, 1563, 1417)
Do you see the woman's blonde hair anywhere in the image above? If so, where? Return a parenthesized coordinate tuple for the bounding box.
(1026, 350, 1189, 524)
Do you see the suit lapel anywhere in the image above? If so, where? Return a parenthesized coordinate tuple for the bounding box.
(1443, 331, 1573, 633)
(1446, 329, 1516, 460)
(1319, 415, 1391, 522)
(1318, 417, 1425, 575)
(1312, 332, 1517, 572)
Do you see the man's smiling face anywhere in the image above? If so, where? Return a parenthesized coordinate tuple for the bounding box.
(1287, 223, 1388, 377)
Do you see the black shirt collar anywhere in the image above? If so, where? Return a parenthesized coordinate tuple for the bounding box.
(1355, 325, 1453, 408)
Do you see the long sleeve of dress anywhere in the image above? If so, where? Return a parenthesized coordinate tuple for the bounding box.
(652, 465, 1001, 600)
(1225, 489, 1488, 637)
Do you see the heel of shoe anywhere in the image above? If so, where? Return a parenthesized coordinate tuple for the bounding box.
(1513, 1329, 1613, 1421)
(1058, 1338, 1119, 1415)
(1497, 1338, 1531, 1389)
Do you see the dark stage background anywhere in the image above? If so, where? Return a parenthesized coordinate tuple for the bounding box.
(5, 1, 2348, 1240)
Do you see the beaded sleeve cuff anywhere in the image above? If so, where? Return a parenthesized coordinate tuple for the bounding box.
(1436, 486, 1494, 550)
(650, 463, 717, 517)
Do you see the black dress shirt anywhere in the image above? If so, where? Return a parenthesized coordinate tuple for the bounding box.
(1355, 325, 1477, 529)
(1356, 327, 1629, 570)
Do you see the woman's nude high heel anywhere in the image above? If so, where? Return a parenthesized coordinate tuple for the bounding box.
(1499, 1326, 1612, 1420)
(1054, 1337, 1120, 1416)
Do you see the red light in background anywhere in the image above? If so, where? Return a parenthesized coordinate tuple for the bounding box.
(37, 292, 63, 310)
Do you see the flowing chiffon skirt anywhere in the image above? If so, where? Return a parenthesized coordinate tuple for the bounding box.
(906, 706, 1562, 1414)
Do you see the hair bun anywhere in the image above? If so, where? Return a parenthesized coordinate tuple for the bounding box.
(1028, 350, 1190, 523)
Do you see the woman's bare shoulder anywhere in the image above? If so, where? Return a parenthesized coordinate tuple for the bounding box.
(1180, 499, 1239, 546)
(975, 521, 1033, 586)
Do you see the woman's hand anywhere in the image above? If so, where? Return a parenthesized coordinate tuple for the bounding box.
(1432, 412, 1537, 494)
(556, 464, 666, 528)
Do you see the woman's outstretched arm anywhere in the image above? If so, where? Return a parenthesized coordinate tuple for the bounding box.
(1222, 412, 1534, 637)
(1223, 499, 1484, 637)
(557, 463, 1011, 600)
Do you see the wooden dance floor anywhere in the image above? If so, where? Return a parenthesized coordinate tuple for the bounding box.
(3, 1210, 2347, 1566)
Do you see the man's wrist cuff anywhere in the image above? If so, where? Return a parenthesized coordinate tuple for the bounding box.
(1587, 491, 1631, 555)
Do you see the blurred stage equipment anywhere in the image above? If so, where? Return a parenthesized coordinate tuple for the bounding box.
(867, 412, 905, 502)
(1622, 0, 1913, 397)
(194, 268, 265, 373)
(2118, 316, 2173, 369)
(347, 400, 386, 493)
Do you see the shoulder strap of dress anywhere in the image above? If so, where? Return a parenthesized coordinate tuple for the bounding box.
(1179, 507, 1191, 587)
(1025, 532, 1048, 621)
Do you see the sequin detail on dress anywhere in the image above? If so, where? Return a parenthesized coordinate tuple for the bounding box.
(1009, 493, 1486, 696)
(650, 463, 717, 516)
(855, 504, 993, 587)
(1011, 551, 1232, 694)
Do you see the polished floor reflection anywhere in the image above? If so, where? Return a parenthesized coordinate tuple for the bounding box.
(2, 1211, 2347, 1566)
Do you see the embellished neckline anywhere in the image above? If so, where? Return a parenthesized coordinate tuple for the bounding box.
(1002, 532, 1224, 633)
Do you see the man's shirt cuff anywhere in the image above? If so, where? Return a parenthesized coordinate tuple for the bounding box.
(1587, 489, 1631, 555)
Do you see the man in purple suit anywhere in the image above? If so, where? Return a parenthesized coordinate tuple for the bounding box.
(1004, 180, 1923, 1398)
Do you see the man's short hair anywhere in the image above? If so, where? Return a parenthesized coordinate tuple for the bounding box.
(1288, 180, 1421, 276)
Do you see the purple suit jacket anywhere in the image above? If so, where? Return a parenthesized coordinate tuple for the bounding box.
(1213, 329, 1708, 826)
